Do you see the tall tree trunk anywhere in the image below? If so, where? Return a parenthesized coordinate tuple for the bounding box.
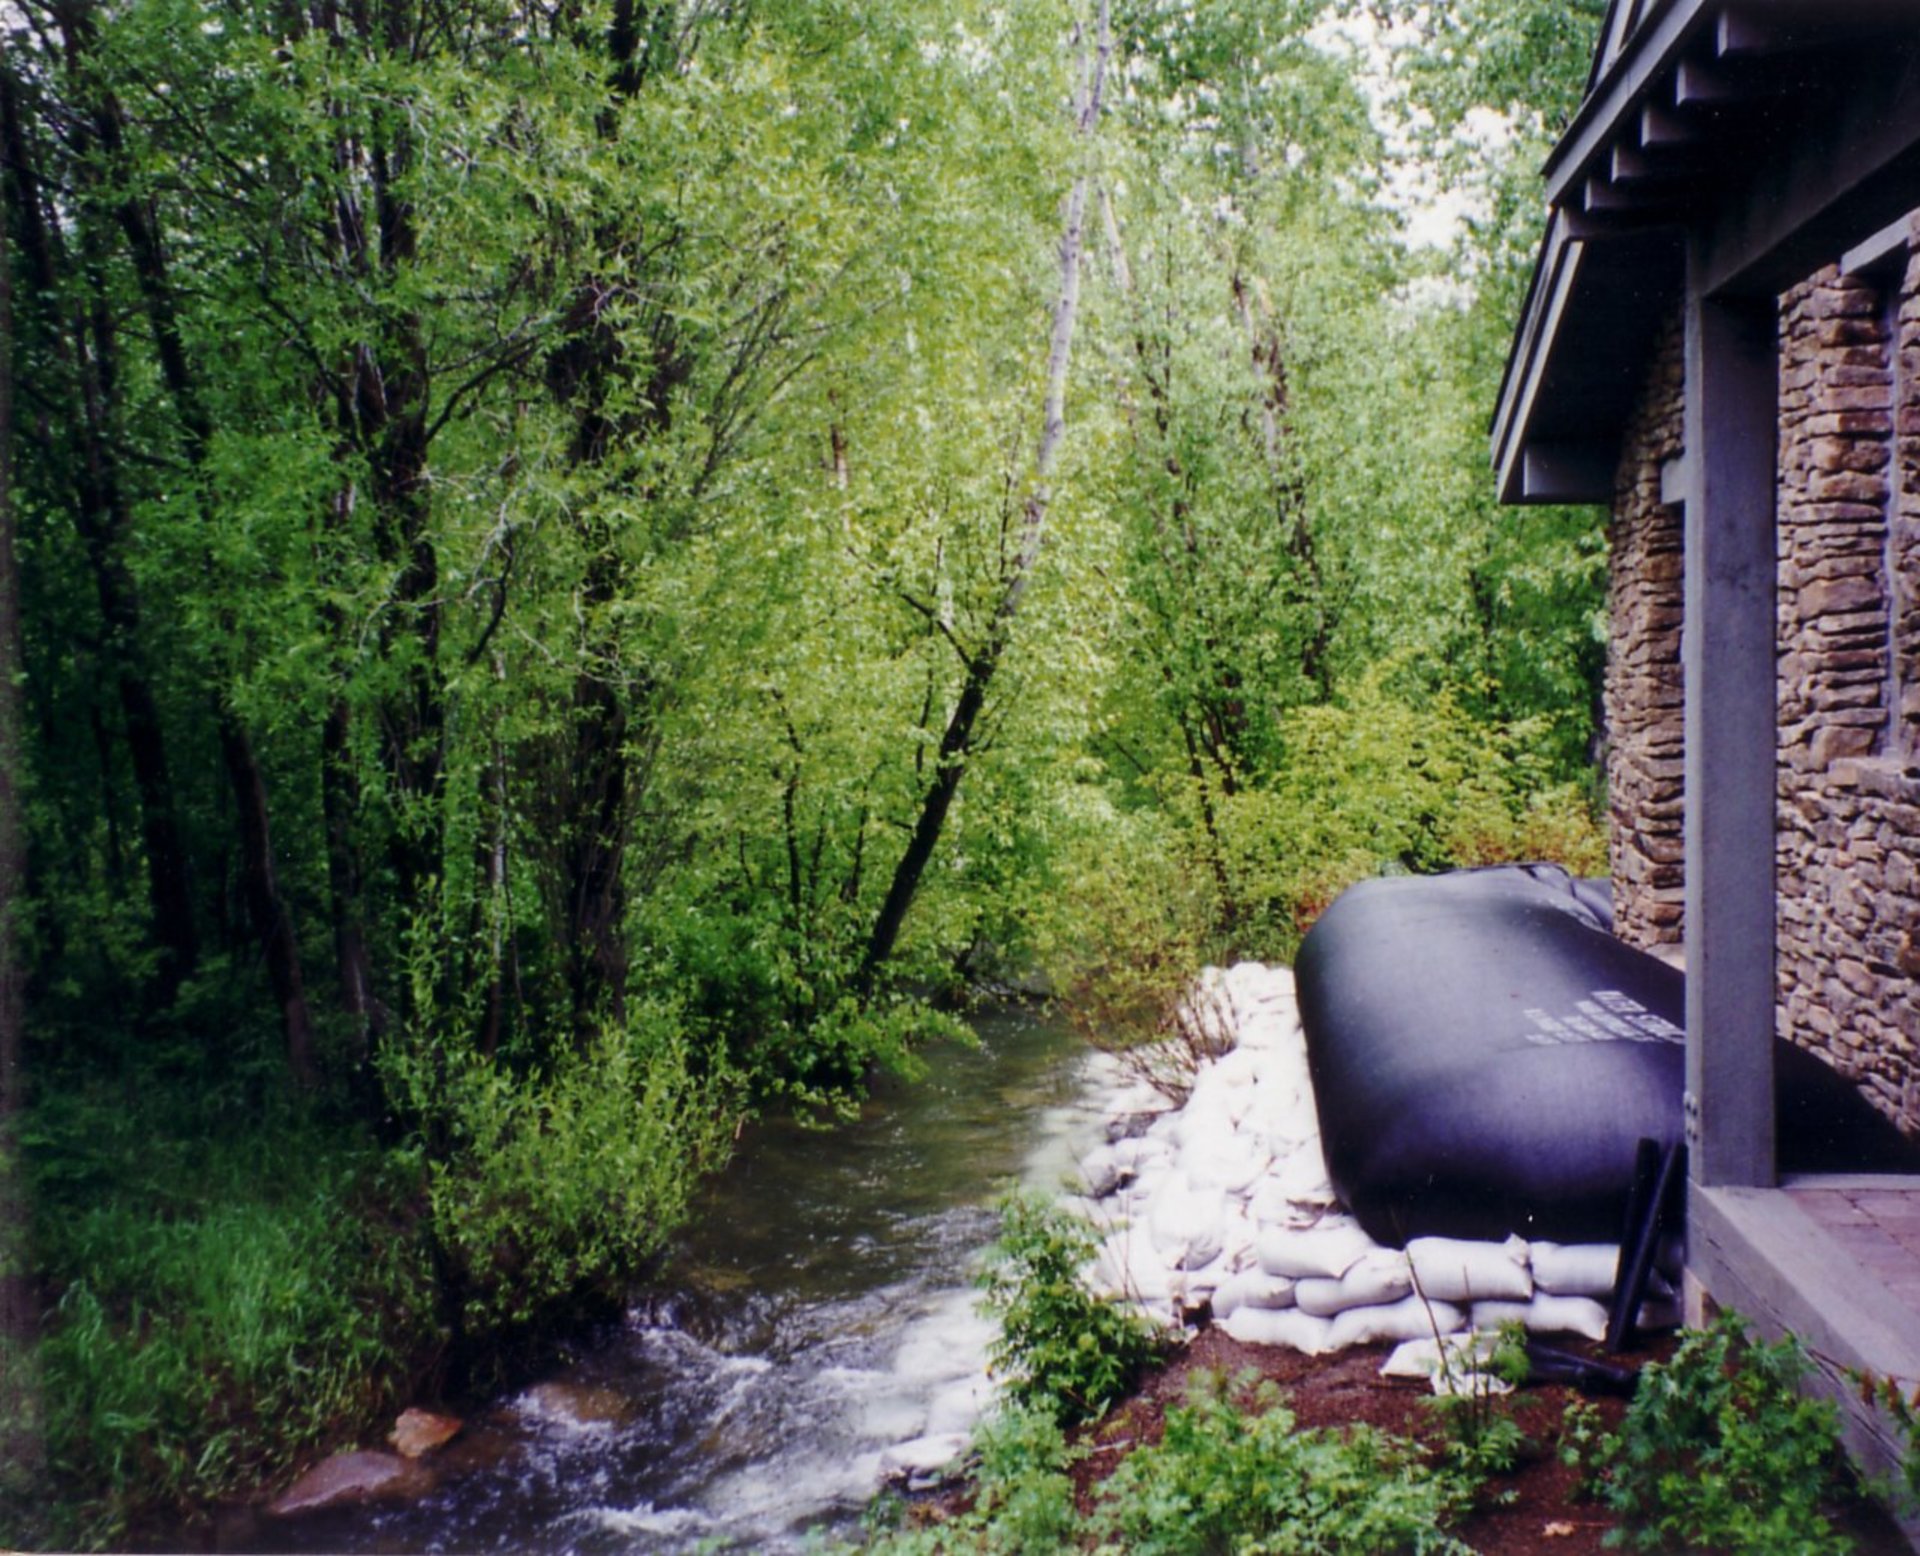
(322, 669, 379, 1061)
(0, 129, 44, 1503)
(540, 3, 683, 1043)
(78, 58, 319, 1078)
(858, 0, 1111, 990)
(0, 67, 199, 1006)
(220, 725, 319, 1087)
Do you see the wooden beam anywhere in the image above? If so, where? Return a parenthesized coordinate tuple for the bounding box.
(1521, 443, 1615, 504)
(1639, 102, 1701, 151)
(1682, 279, 1777, 1190)
(1699, 37, 1920, 298)
(1673, 58, 1744, 108)
(1660, 453, 1688, 507)
(1560, 206, 1684, 241)
(1546, 0, 1714, 206)
(1491, 222, 1581, 492)
(1841, 214, 1913, 278)
(1715, 12, 1786, 61)
(1585, 177, 1639, 213)
(1691, 1184, 1920, 1547)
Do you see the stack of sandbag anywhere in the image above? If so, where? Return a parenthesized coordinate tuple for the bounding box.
(1072, 962, 1680, 1359)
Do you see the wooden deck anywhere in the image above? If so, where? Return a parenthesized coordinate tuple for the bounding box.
(1690, 1176, 1920, 1550)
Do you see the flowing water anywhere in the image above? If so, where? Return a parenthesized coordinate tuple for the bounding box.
(262, 1007, 1103, 1555)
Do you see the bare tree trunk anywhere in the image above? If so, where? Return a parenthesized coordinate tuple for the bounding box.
(80, 57, 320, 1079)
(0, 68, 199, 1005)
(219, 723, 319, 1087)
(858, 0, 1111, 989)
(0, 127, 45, 1505)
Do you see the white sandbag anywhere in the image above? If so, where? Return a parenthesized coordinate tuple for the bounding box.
(1237, 1270, 1298, 1311)
(1294, 1248, 1414, 1317)
(1380, 1332, 1502, 1380)
(1182, 1138, 1270, 1198)
(1520, 1293, 1610, 1341)
(1124, 1164, 1172, 1214)
(1250, 1093, 1319, 1160)
(1255, 1221, 1374, 1280)
(1328, 1295, 1463, 1348)
(1406, 1235, 1534, 1304)
(1211, 1270, 1247, 1320)
(1110, 1136, 1172, 1173)
(1206, 1047, 1264, 1091)
(1529, 1241, 1621, 1298)
(1150, 1179, 1227, 1272)
(1246, 1178, 1292, 1227)
(1468, 1301, 1533, 1333)
(1077, 1144, 1129, 1200)
(1270, 1146, 1338, 1210)
(1094, 1230, 1171, 1303)
(1221, 1305, 1335, 1354)
(1234, 1009, 1296, 1053)
(1109, 1082, 1177, 1121)
(1167, 1095, 1239, 1154)
(1431, 1367, 1514, 1399)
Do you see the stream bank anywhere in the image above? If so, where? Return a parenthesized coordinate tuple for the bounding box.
(247, 1004, 1102, 1554)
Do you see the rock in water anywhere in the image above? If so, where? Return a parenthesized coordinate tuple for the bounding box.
(390, 1407, 463, 1458)
(880, 1432, 969, 1489)
(268, 1451, 433, 1517)
(517, 1381, 635, 1429)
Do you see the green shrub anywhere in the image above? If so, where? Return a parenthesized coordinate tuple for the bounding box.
(1567, 1311, 1854, 1555)
(976, 1193, 1157, 1427)
(404, 1002, 741, 1336)
(1091, 1370, 1476, 1555)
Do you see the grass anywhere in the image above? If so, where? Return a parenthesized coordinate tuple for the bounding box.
(14, 1073, 440, 1550)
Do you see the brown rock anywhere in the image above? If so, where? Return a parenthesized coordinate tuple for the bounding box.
(1802, 574, 1886, 616)
(1898, 934, 1920, 981)
(267, 1451, 433, 1517)
(390, 1408, 463, 1459)
(1810, 725, 1876, 767)
(519, 1381, 636, 1428)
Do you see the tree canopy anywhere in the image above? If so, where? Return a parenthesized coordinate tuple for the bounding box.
(0, 0, 1607, 1539)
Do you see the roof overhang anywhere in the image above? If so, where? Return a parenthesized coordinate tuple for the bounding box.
(1493, 0, 1920, 506)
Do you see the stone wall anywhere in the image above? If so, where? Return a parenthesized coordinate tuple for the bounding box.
(1775, 248, 1920, 1135)
(1607, 312, 1687, 951)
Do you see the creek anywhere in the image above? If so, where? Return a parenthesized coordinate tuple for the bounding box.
(261, 1006, 1101, 1554)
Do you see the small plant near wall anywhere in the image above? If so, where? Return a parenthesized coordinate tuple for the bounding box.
(976, 1193, 1160, 1428)
(1852, 1368, 1920, 1518)
(1562, 1310, 1856, 1555)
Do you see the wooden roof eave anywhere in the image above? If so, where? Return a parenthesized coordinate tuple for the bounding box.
(1493, 216, 1683, 507)
(1492, 0, 1917, 507)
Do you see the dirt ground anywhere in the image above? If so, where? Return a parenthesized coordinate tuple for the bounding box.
(1053, 1324, 1914, 1555)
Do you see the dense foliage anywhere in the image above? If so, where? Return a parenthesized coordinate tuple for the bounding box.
(977, 1192, 1160, 1426)
(861, 1372, 1480, 1556)
(1564, 1312, 1857, 1555)
(0, 0, 1608, 1540)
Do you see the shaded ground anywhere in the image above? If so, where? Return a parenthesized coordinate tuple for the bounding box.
(935, 1324, 1914, 1555)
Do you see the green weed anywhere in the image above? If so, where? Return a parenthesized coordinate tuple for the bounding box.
(976, 1193, 1159, 1428)
(1089, 1370, 1476, 1556)
(1565, 1310, 1855, 1555)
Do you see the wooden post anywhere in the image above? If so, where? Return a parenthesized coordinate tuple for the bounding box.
(1682, 271, 1778, 1189)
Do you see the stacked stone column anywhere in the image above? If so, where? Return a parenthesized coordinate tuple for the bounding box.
(1775, 254, 1920, 1133)
(1607, 314, 1687, 951)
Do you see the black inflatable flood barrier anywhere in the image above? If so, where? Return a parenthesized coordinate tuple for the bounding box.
(1295, 865, 1920, 1248)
